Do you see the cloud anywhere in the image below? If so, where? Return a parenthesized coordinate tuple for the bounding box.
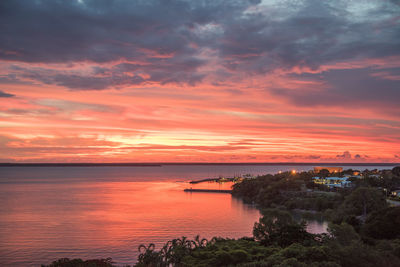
(120, 144, 251, 152)
(35, 99, 119, 113)
(0, 0, 399, 163)
(336, 151, 352, 159)
(0, 90, 14, 97)
(0, 0, 399, 90)
(335, 151, 371, 161)
(271, 67, 400, 115)
(0, 0, 254, 87)
(307, 155, 321, 160)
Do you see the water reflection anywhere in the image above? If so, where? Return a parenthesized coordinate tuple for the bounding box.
(2, 164, 387, 266)
(0, 180, 260, 266)
(306, 220, 329, 234)
(291, 211, 329, 234)
(188, 181, 235, 191)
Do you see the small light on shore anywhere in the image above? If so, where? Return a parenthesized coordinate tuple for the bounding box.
(291, 170, 296, 174)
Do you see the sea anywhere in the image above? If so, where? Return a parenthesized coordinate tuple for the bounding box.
(0, 164, 395, 266)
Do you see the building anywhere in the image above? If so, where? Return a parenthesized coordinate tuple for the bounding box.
(391, 190, 400, 198)
(314, 166, 343, 173)
(312, 176, 352, 188)
(343, 174, 362, 179)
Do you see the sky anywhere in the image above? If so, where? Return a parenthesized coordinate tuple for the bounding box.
(0, 0, 399, 163)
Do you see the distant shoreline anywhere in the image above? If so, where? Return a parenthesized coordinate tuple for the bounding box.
(0, 162, 398, 167)
(0, 163, 162, 167)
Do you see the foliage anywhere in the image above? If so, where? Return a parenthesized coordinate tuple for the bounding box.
(349, 171, 400, 193)
(136, 243, 162, 266)
(232, 172, 315, 209)
(133, 205, 400, 266)
(326, 223, 360, 246)
(284, 194, 343, 211)
(253, 209, 313, 247)
(134, 230, 400, 267)
(392, 166, 400, 177)
(362, 207, 400, 240)
(135, 236, 201, 267)
(340, 187, 387, 217)
(41, 258, 115, 267)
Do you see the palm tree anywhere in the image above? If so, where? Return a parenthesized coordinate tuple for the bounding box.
(137, 243, 163, 266)
(193, 235, 208, 248)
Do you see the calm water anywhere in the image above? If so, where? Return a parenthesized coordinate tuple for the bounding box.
(0, 164, 394, 266)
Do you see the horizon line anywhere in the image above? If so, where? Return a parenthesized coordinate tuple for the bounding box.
(0, 162, 399, 167)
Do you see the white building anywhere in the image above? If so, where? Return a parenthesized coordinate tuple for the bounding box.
(312, 176, 352, 188)
(391, 190, 400, 198)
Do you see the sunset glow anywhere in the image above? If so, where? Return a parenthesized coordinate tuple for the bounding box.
(0, 0, 399, 163)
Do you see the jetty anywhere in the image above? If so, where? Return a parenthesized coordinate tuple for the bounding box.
(189, 175, 250, 184)
(189, 177, 233, 184)
(184, 175, 253, 193)
(184, 188, 232, 193)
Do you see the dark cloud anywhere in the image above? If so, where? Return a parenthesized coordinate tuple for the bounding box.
(0, 90, 14, 97)
(0, 0, 255, 87)
(3, 62, 206, 90)
(270, 67, 400, 117)
(307, 155, 321, 160)
(335, 152, 369, 161)
(0, 0, 399, 91)
(336, 151, 352, 159)
(216, 0, 400, 74)
(0, 0, 199, 62)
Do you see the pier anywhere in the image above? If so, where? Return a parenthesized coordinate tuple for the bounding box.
(189, 177, 235, 184)
(184, 188, 232, 193)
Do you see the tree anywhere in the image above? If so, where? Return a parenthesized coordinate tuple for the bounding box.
(253, 209, 313, 247)
(327, 223, 360, 246)
(340, 187, 387, 219)
(43, 258, 114, 267)
(136, 243, 163, 267)
(362, 207, 400, 240)
(392, 166, 400, 177)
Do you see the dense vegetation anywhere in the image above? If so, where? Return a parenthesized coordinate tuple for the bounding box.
(44, 167, 400, 267)
(43, 258, 115, 267)
(131, 213, 400, 266)
(132, 207, 400, 266)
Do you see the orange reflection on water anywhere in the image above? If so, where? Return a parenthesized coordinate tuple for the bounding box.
(0, 180, 260, 266)
(189, 181, 235, 191)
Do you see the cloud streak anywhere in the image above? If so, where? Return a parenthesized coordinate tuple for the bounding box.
(0, 90, 14, 97)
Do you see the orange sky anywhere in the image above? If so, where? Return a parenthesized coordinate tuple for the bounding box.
(0, 0, 399, 163)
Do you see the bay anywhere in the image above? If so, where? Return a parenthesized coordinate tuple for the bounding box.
(0, 164, 394, 266)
